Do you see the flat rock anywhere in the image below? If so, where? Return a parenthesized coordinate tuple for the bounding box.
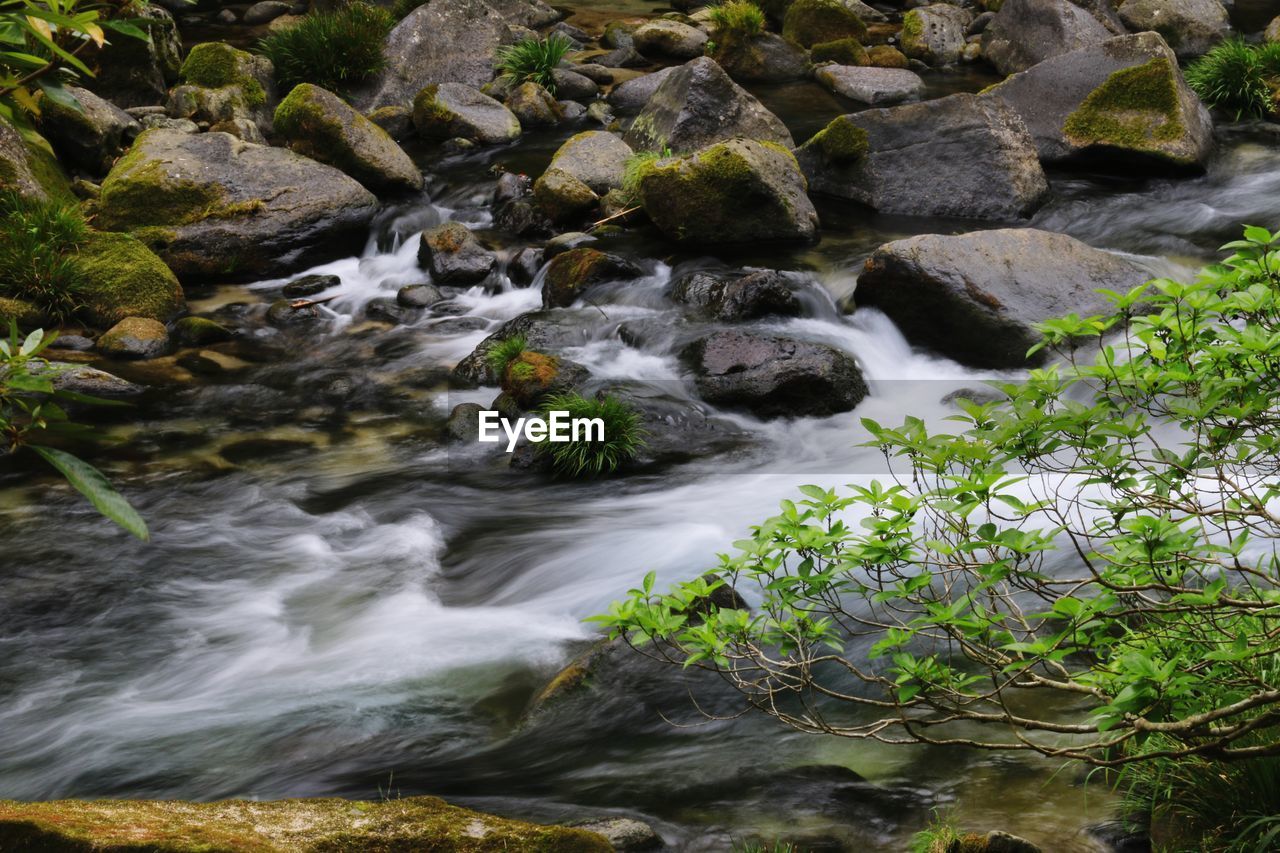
(815, 65, 925, 105)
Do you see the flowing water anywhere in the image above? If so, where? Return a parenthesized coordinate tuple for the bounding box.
(5, 20, 1280, 850)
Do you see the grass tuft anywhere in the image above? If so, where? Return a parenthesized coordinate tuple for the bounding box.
(495, 35, 574, 94)
(536, 392, 646, 478)
(257, 1, 394, 96)
(0, 191, 88, 323)
(485, 333, 528, 377)
(709, 0, 766, 37)
(1184, 38, 1280, 121)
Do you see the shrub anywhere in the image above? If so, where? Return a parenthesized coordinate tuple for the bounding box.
(595, 225, 1280, 782)
(0, 191, 87, 322)
(537, 392, 645, 478)
(485, 333, 528, 377)
(709, 0, 766, 37)
(495, 35, 573, 94)
(257, 2, 394, 96)
(1184, 39, 1280, 120)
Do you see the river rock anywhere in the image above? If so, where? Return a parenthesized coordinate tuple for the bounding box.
(505, 82, 561, 129)
(166, 42, 276, 139)
(244, 0, 290, 24)
(548, 131, 633, 194)
(551, 68, 600, 101)
(85, 5, 182, 109)
(901, 4, 972, 65)
(783, 0, 869, 47)
(49, 364, 144, 398)
(419, 221, 497, 284)
(633, 20, 709, 59)
(856, 229, 1151, 367)
(983, 32, 1213, 173)
(96, 129, 378, 280)
(77, 231, 186, 326)
(499, 350, 590, 408)
(623, 57, 793, 152)
(982, 0, 1113, 74)
(454, 311, 595, 385)
(39, 86, 139, 176)
(795, 94, 1048, 220)
(96, 317, 171, 360)
(357, 0, 513, 109)
(712, 32, 811, 82)
(607, 67, 677, 115)
(571, 818, 662, 851)
(682, 330, 867, 419)
(815, 65, 925, 104)
(397, 283, 444, 307)
(533, 168, 599, 224)
(542, 248, 643, 308)
(282, 274, 338, 298)
(670, 269, 801, 320)
(366, 105, 414, 140)
(413, 83, 521, 144)
(173, 316, 233, 346)
(274, 83, 422, 193)
(1116, 0, 1227, 59)
(639, 139, 818, 243)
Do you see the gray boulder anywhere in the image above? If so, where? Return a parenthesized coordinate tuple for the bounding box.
(670, 269, 801, 320)
(505, 82, 561, 129)
(639, 139, 818, 243)
(0, 118, 49, 200)
(856, 228, 1151, 367)
(358, 0, 513, 109)
(453, 310, 595, 385)
(901, 4, 973, 65)
(86, 6, 182, 108)
(542, 248, 643, 308)
(551, 68, 600, 101)
(712, 33, 810, 82)
(243, 0, 290, 24)
(274, 83, 422, 193)
(39, 86, 139, 176)
(1117, 0, 1227, 59)
(982, 0, 1113, 74)
(795, 94, 1048, 221)
(815, 66, 925, 105)
(96, 129, 378, 280)
(548, 131, 633, 194)
(682, 330, 868, 419)
(983, 32, 1213, 173)
(607, 67, 678, 115)
(419, 221, 497, 284)
(633, 20, 709, 59)
(413, 83, 521, 144)
(623, 57, 793, 152)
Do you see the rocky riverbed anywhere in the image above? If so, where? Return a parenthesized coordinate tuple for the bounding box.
(3, 0, 1280, 849)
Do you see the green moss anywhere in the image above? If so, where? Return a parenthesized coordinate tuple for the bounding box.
(411, 85, 457, 137)
(901, 9, 923, 49)
(23, 140, 75, 205)
(274, 83, 397, 180)
(0, 296, 46, 329)
(76, 231, 185, 327)
(782, 0, 867, 48)
(1063, 57, 1185, 151)
(174, 316, 232, 346)
(866, 44, 909, 68)
(810, 37, 868, 65)
(0, 797, 612, 852)
(179, 43, 266, 107)
(808, 114, 868, 164)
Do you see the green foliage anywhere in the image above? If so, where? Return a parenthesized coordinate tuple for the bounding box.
(495, 35, 572, 94)
(0, 322, 147, 539)
(257, 1, 393, 96)
(537, 392, 645, 478)
(0, 0, 149, 142)
(908, 813, 963, 853)
(485, 333, 527, 377)
(1184, 39, 1280, 121)
(596, 226, 1280, 774)
(0, 189, 87, 322)
(709, 0, 765, 37)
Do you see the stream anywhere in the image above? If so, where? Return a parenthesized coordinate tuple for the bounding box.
(5, 4, 1280, 849)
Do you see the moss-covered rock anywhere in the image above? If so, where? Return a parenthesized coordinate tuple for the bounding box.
(412, 82, 521, 145)
(500, 350, 589, 408)
(0, 296, 46, 330)
(632, 19, 709, 59)
(96, 316, 171, 359)
(0, 797, 612, 851)
(77, 231, 185, 327)
(712, 31, 811, 82)
(533, 168, 599, 225)
(85, 5, 182, 109)
(179, 43, 270, 106)
(173, 316, 233, 346)
(274, 83, 422, 194)
(900, 4, 971, 66)
(1116, 0, 1226, 59)
(811, 37, 868, 65)
(169, 43, 276, 138)
(866, 44, 910, 67)
(542, 248, 642, 309)
(504, 81, 562, 129)
(638, 138, 819, 244)
(804, 114, 869, 164)
(0, 116, 72, 202)
(782, 0, 868, 48)
(418, 221, 496, 284)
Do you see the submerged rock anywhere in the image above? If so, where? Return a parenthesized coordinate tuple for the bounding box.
(173, 316, 233, 346)
(795, 95, 1048, 221)
(274, 83, 422, 193)
(981, 0, 1112, 74)
(623, 57, 793, 152)
(96, 129, 378, 280)
(815, 65, 924, 105)
(856, 228, 1151, 368)
(413, 83, 521, 145)
(419, 222, 497, 285)
(1117, 0, 1227, 59)
(542, 248, 643, 308)
(0, 798, 612, 851)
(682, 330, 867, 419)
(638, 139, 819, 244)
(983, 32, 1213, 173)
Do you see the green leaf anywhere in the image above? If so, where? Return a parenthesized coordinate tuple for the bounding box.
(30, 446, 149, 541)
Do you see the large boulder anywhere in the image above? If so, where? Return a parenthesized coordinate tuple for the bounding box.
(712, 33, 811, 83)
(412, 83, 521, 144)
(357, 0, 513, 109)
(607, 67, 677, 115)
(638, 139, 819, 243)
(542, 248, 643, 308)
(856, 229, 1151, 367)
(166, 43, 277, 140)
(418, 221, 497, 284)
(794, 94, 1048, 220)
(623, 57, 793, 153)
(901, 4, 972, 65)
(983, 32, 1213, 173)
(632, 19, 709, 59)
(1116, 0, 1227, 59)
(547, 131, 633, 194)
(682, 330, 868, 419)
(77, 231, 186, 326)
(783, 0, 869, 48)
(96, 129, 378, 280)
(815, 65, 925, 105)
(274, 84, 422, 193)
(982, 0, 1113, 75)
(86, 5, 182, 108)
(38, 86, 138, 176)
